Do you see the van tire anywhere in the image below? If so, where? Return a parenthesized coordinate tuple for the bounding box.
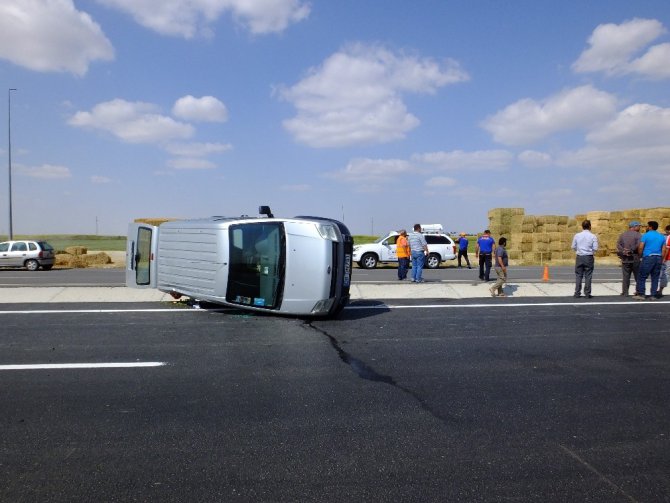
(360, 253, 378, 269)
(426, 253, 441, 269)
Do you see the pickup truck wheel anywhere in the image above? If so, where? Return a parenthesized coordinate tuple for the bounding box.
(25, 259, 40, 271)
(360, 253, 378, 269)
(426, 253, 441, 269)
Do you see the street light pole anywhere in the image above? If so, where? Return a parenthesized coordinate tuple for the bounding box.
(8, 88, 16, 240)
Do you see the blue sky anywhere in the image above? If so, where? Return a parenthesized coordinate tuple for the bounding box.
(1, 0, 669, 237)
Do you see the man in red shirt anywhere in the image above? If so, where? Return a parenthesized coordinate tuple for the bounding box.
(660, 224, 670, 297)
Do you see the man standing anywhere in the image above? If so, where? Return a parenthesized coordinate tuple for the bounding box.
(571, 219, 599, 298)
(616, 221, 641, 296)
(660, 224, 670, 297)
(475, 229, 495, 281)
(490, 237, 508, 297)
(635, 221, 667, 300)
(408, 224, 428, 283)
(396, 229, 410, 280)
(457, 232, 472, 269)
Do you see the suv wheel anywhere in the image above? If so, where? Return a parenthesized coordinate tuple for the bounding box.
(360, 253, 378, 269)
(426, 253, 441, 269)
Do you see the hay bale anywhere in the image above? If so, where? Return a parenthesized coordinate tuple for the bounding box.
(57, 254, 88, 268)
(587, 211, 610, 221)
(549, 240, 566, 252)
(134, 218, 176, 226)
(65, 246, 87, 255)
(83, 252, 112, 266)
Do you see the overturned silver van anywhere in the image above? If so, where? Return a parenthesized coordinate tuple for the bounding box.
(126, 207, 353, 317)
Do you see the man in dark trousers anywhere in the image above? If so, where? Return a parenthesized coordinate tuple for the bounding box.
(475, 229, 495, 281)
(616, 221, 641, 296)
(457, 232, 472, 269)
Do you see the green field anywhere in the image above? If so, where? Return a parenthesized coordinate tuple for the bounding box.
(0, 234, 127, 252)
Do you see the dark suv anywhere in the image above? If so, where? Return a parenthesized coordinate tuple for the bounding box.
(0, 240, 55, 271)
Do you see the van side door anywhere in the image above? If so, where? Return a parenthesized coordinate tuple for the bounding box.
(126, 223, 158, 288)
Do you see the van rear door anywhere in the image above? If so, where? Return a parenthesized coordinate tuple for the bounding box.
(126, 223, 158, 288)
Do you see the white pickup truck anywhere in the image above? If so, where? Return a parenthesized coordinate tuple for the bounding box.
(352, 225, 457, 269)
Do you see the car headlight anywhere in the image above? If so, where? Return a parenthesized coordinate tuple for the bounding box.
(316, 223, 340, 242)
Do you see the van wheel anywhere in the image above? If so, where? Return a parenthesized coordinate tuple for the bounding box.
(426, 253, 441, 269)
(360, 253, 378, 269)
(25, 259, 40, 271)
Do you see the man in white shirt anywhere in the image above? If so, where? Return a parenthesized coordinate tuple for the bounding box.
(571, 219, 599, 298)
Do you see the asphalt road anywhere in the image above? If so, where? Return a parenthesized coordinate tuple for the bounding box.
(1, 300, 669, 502)
(0, 263, 624, 287)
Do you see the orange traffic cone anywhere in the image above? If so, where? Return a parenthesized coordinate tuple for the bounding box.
(542, 264, 550, 281)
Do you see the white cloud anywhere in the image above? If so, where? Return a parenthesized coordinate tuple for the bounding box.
(172, 96, 229, 122)
(165, 142, 232, 157)
(279, 43, 469, 147)
(573, 18, 670, 79)
(558, 103, 670, 172)
(96, 0, 310, 38)
(91, 175, 112, 184)
(69, 99, 194, 144)
(279, 184, 311, 191)
(0, 0, 114, 75)
(413, 149, 513, 170)
(585, 103, 670, 147)
(482, 85, 617, 146)
(426, 176, 457, 187)
(326, 158, 417, 183)
(518, 150, 553, 168)
(628, 43, 670, 79)
(17, 163, 72, 179)
(167, 158, 217, 169)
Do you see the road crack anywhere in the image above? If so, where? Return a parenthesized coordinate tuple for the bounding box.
(305, 321, 464, 427)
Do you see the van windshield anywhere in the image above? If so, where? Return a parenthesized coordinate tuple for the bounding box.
(226, 222, 285, 309)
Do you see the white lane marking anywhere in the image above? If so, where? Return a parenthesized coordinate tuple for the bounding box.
(347, 300, 670, 309)
(0, 300, 666, 316)
(0, 308, 214, 314)
(0, 362, 166, 370)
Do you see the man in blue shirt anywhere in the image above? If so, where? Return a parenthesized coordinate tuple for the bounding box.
(635, 220, 667, 300)
(475, 229, 495, 281)
(457, 232, 472, 269)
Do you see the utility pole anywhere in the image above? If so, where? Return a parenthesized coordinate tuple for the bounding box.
(7, 88, 17, 240)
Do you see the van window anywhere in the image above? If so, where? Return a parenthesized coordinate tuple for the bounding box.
(136, 227, 153, 285)
(11, 242, 27, 252)
(227, 222, 285, 309)
(0, 243, 8, 252)
(426, 235, 449, 245)
(29, 242, 37, 251)
(382, 235, 398, 246)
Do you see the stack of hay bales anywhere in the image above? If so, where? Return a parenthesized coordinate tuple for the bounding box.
(55, 247, 112, 268)
(488, 207, 670, 264)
